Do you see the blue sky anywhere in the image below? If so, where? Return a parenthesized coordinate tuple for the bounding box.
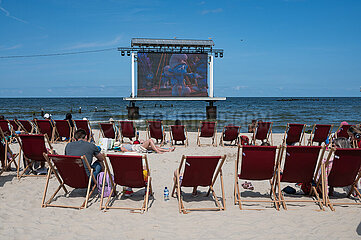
(0, 0, 360, 97)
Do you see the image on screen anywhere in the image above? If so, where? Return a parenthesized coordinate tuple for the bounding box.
(137, 53, 208, 97)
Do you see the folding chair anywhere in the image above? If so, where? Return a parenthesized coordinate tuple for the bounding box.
(119, 121, 136, 143)
(169, 125, 188, 146)
(8, 120, 20, 132)
(16, 120, 34, 134)
(320, 148, 361, 211)
(251, 121, 273, 145)
(275, 145, 325, 210)
(197, 121, 217, 146)
(307, 124, 333, 146)
(235, 145, 280, 210)
(42, 154, 97, 209)
(100, 154, 153, 213)
(33, 119, 56, 143)
(0, 120, 15, 143)
(335, 124, 353, 139)
(171, 155, 226, 214)
(73, 120, 94, 142)
(147, 120, 165, 145)
(282, 123, 306, 146)
(0, 129, 19, 175)
(219, 125, 240, 146)
(17, 134, 53, 179)
(99, 122, 118, 140)
(53, 120, 73, 142)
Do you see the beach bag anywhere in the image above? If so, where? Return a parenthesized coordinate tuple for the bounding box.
(97, 172, 115, 197)
(240, 135, 249, 145)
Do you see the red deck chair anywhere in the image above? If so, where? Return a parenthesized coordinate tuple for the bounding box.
(42, 154, 97, 209)
(275, 146, 325, 210)
(33, 119, 56, 143)
(235, 145, 280, 210)
(100, 154, 153, 213)
(307, 124, 333, 146)
(335, 124, 353, 139)
(0, 120, 14, 142)
(282, 123, 306, 146)
(171, 155, 226, 214)
(220, 125, 240, 146)
(251, 121, 273, 145)
(54, 120, 73, 142)
(119, 121, 136, 143)
(147, 121, 165, 145)
(99, 122, 117, 140)
(8, 120, 20, 132)
(73, 120, 94, 142)
(17, 134, 53, 179)
(0, 129, 19, 175)
(17, 120, 34, 134)
(197, 121, 217, 146)
(169, 125, 188, 146)
(321, 148, 361, 211)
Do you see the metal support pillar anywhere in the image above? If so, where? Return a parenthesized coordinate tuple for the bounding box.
(127, 101, 139, 119)
(206, 101, 217, 119)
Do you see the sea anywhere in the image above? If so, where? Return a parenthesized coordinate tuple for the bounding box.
(0, 97, 360, 133)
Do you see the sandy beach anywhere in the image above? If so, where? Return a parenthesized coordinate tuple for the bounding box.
(1, 130, 360, 239)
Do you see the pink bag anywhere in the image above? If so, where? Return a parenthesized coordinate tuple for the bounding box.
(97, 172, 115, 198)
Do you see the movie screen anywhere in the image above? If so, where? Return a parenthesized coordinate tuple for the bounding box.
(137, 53, 208, 97)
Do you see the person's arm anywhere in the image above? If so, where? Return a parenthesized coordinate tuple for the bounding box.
(94, 152, 105, 171)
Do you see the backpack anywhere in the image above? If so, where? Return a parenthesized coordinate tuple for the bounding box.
(239, 135, 249, 145)
(97, 172, 115, 198)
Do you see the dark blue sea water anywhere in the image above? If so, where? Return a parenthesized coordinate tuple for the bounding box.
(0, 97, 360, 132)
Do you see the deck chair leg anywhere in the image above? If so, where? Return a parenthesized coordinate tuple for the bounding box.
(104, 186, 115, 210)
(46, 184, 63, 205)
(83, 169, 94, 209)
(311, 186, 324, 210)
(220, 171, 226, 210)
(41, 166, 52, 207)
(144, 176, 151, 212)
(100, 168, 108, 210)
(270, 179, 280, 210)
(209, 186, 222, 210)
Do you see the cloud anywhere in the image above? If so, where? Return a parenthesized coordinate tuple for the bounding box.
(233, 85, 247, 91)
(0, 0, 28, 24)
(199, 1, 206, 5)
(0, 44, 22, 51)
(201, 8, 223, 15)
(65, 35, 122, 50)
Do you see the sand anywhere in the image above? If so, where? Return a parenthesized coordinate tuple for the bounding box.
(1, 130, 360, 239)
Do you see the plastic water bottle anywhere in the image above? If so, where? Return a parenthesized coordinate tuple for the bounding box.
(164, 187, 169, 201)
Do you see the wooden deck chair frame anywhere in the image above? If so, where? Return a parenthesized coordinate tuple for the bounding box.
(16, 134, 53, 179)
(169, 125, 189, 147)
(0, 120, 16, 143)
(0, 129, 19, 175)
(53, 120, 73, 143)
(118, 121, 137, 143)
(307, 124, 333, 146)
(318, 148, 361, 211)
(146, 120, 166, 146)
(282, 123, 306, 146)
(275, 145, 326, 211)
(197, 121, 217, 147)
(33, 119, 57, 143)
(42, 154, 97, 209)
(251, 121, 273, 146)
(334, 124, 353, 139)
(100, 154, 152, 213)
(73, 120, 94, 142)
(98, 122, 119, 140)
(219, 125, 240, 147)
(171, 155, 226, 214)
(16, 120, 35, 134)
(234, 145, 280, 210)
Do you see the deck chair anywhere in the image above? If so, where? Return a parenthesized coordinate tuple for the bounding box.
(42, 154, 97, 209)
(17, 134, 53, 179)
(0, 129, 19, 174)
(235, 145, 280, 210)
(220, 125, 240, 146)
(8, 120, 20, 132)
(171, 155, 226, 214)
(119, 121, 136, 143)
(197, 121, 217, 146)
(0, 120, 15, 143)
(275, 146, 325, 210)
(282, 123, 306, 146)
(16, 120, 34, 134)
(147, 121, 165, 145)
(307, 124, 333, 146)
(320, 148, 361, 211)
(251, 121, 273, 145)
(335, 124, 353, 139)
(100, 154, 152, 213)
(33, 119, 56, 143)
(169, 125, 188, 146)
(53, 120, 73, 142)
(73, 120, 94, 142)
(99, 122, 118, 140)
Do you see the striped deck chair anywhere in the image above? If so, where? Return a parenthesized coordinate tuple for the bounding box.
(169, 125, 188, 146)
(335, 124, 353, 139)
(147, 120, 165, 145)
(251, 121, 273, 145)
(235, 145, 280, 210)
(73, 120, 94, 142)
(320, 148, 361, 211)
(0, 129, 19, 174)
(33, 119, 56, 143)
(282, 123, 306, 146)
(54, 120, 73, 142)
(42, 154, 97, 209)
(99, 122, 117, 140)
(307, 124, 333, 146)
(219, 125, 240, 146)
(171, 155, 226, 214)
(197, 121, 217, 146)
(100, 154, 153, 213)
(119, 121, 136, 143)
(17, 120, 34, 134)
(275, 146, 325, 210)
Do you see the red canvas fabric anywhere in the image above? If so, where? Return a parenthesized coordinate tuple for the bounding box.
(312, 124, 332, 143)
(19, 134, 48, 162)
(223, 126, 240, 142)
(171, 125, 186, 141)
(148, 121, 163, 140)
(100, 123, 116, 139)
(18, 120, 33, 133)
(285, 124, 304, 145)
(54, 120, 72, 138)
(35, 120, 54, 139)
(199, 122, 216, 138)
(74, 120, 91, 139)
(337, 124, 352, 138)
(255, 122, 271, 141)
(0, 120, 11, 136)
(120, 121, 136, 139)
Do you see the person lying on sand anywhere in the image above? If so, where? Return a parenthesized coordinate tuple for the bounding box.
(120, 139, 174, 154)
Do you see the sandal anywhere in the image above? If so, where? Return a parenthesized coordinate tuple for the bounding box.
(241, 181, 254, 190)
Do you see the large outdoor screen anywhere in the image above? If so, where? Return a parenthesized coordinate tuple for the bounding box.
(137, 53, 208, 97)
